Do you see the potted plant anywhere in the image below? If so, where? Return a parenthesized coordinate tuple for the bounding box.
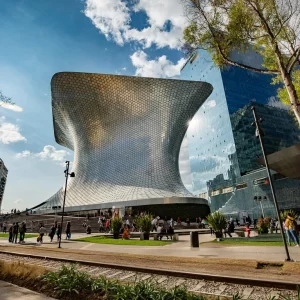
(206, 212, 227, 239)
(257, 217, 270, 234)
(136, 214, 152, 240)
(111, 217, 122, 239)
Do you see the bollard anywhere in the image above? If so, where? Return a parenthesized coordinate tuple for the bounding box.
(190, 231, 199, 247)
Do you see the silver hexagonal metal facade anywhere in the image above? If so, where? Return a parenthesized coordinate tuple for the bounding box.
(38, 73, 213, 213)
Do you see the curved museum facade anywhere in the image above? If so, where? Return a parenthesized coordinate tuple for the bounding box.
(35, 73, 212, 218)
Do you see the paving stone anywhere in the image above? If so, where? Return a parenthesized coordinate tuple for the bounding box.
(215, 284, 228, 295)
(269, 291, 280, 299)
(98, 269, 111, 275)
(119, 273, 135, 280)
(88, 268, 101, 274)
(242, 287, 254, 299)
(140, 275, 152, 281)
(175, 279, 186, 287)
(189, 282, 206, 292)
(157, 277, 168, 284)
(106, 271, 123, 278)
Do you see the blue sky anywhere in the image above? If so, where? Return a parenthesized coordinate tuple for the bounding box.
(0, 0, 191, 212)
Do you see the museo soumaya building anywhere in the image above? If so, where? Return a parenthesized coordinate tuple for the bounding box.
(180, 49, 300, 219)
(35, 73, 212, 218)
(35, 49, 300, 219)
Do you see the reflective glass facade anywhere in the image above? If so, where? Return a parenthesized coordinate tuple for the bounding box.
(180, 50, 300, 218)
(0, 159, 8, 211)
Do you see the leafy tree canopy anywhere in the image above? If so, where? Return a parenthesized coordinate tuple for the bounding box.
(182, 0, 300, 125)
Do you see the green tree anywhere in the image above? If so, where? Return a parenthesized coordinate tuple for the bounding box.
(206, 211, 227, 237)
(182, 0, 300, 125)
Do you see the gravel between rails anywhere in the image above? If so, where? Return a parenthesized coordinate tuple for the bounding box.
(0, 252, 298, 299)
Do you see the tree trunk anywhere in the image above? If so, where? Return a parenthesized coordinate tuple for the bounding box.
(274, 49, 300, 126)
(281, 71, 300, 126)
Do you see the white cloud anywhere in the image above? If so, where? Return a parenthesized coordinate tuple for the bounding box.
(203, 100, 216, 109)
(130, 50, 186, 78)
(0, 102, 23, 112)
(122, 67, 126, 71)
(0, 116, 26, 144)
(84, 0, 186, 49)
(15, 150, 31, 158)
(14, 198, 23, 204)
(16, 145, 69, 162)
(267, 96, 290, 110)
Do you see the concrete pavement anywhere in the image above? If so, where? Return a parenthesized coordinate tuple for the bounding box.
(1, 233, 300, 262)
(0, 281, 55, 300)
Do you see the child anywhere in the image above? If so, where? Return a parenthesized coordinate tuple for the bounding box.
(122, 226, 129, 240)
(245, 223, 251, 238)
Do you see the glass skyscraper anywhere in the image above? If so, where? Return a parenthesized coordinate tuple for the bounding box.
(180, 49, 300, 219)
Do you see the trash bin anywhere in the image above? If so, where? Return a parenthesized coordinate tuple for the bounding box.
(190, 231, 199, 247)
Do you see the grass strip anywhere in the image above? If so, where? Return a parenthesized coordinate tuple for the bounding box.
(75, 235, 173, 246)
(212, 239, 285, 246)
(0, 233, 38, 238)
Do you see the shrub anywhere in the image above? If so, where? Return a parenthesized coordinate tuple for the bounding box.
(135, 214, 152, 234)
(110, 217, 123, 238)
(42, 264, 92, 295)
(0, 260, 46, 281)
(206, 212, 227, 236)
(257, 217, 270, 234)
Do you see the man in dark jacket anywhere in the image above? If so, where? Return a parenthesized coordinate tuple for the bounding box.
(8, 223, 14, 242)
(13, 222, 19, 243)
(19, 222, 26, 243)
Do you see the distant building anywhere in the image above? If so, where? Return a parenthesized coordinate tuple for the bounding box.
(181, 49, 300, 219)
(0, 159, 8, 212)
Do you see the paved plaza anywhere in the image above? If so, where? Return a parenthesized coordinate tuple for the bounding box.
(1, 233, 300, 262)
(0, 281, 55, 300)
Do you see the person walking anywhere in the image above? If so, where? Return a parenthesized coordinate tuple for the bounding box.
(170, 217, 174, 228)
(19, 221, 26, 244)
(56, 224, 61, 242)
(223, 222, 232, 238)
(283, 221, 291, 246)
(8, 223, 13, 243)
(65, 221, 71, 240)
(39, 225, 47, 244)
(3, 222, 7, 233)
(13, 222, 19, 244)
(151, 217, 158, 232)
(228, 219, 235, 234)
(49, 224, 56, 242)
(285, 213, 299, 247)
(105, 219, 110, 233)
(245, 223, 251, 238)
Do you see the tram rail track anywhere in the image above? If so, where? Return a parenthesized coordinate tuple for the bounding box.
(0, 249, 298, 299)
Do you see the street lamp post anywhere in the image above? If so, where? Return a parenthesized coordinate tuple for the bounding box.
(251, 106, 291, 261)
(58, 161, 75, 249)
(254, 196, 266, 218)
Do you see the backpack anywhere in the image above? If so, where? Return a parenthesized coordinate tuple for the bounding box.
(292, 220, 298, 231)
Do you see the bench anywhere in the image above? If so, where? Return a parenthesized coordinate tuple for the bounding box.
(154, 233, 179, 241)
(235, 230, 245, 237)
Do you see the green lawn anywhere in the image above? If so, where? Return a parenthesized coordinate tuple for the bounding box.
(0, 233, 38, 238)
(212, 239, 285, 246)
(76, 236, 173, 246)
